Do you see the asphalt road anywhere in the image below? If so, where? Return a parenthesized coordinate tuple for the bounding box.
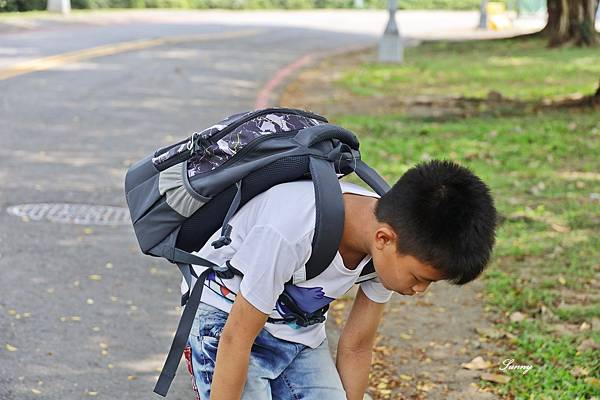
(0, 10, 543, 400)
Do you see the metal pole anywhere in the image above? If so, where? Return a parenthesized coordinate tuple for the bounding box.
(47, 0, 71, 14)
(478, 0, 489, 29)
(378, 0, 403, 63)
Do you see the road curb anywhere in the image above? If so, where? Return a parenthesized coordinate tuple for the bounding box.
(254, 43, 376, 110)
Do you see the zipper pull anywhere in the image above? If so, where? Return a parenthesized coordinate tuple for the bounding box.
(187, 132, 211, 156)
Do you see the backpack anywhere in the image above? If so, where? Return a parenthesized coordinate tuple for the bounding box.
(124, 107, 390, 396)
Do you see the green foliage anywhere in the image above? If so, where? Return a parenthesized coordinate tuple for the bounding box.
(0, 0, 46, 12)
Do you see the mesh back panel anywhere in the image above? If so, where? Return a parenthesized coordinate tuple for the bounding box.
(176, 155, 310, 252)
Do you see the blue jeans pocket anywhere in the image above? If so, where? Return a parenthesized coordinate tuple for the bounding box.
(195, 302, 228, 339)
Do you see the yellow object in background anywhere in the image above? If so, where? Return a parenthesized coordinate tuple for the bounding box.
(487, 2, 513, 30)
(487, 2, 506, 15)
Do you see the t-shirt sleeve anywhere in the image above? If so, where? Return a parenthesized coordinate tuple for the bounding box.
(360, 278, 393, 304)
(230, 225, 310, 315)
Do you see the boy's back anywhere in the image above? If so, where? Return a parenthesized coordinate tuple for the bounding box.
(183, 179, 392, 348)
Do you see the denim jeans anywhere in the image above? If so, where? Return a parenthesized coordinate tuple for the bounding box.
(185, 301, 347, 400)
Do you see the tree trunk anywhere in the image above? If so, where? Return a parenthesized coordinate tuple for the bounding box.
(543, 0, 600, 46)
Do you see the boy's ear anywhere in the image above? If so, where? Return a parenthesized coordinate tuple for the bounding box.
(374, 224, 397, 250)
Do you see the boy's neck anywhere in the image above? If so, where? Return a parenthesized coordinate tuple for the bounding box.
(338, 193, 378, 270)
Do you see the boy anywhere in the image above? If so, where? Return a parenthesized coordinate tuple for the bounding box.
(182, 159, 497, 400)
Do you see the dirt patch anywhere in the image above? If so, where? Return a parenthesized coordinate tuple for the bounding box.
(282, 49, 508, 400)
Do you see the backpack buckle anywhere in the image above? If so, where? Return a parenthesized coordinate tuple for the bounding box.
(212, 263, 235, 279)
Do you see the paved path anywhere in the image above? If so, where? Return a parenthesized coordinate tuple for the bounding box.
(0, 10, 542, 400)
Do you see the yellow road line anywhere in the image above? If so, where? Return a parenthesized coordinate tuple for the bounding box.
(0, 28, 265, 81)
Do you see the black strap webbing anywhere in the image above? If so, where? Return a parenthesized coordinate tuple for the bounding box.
(172, 248, 218, 269)
(354, 159, 391, 196)
(211, 180, 243, 249)
(176, 263, 193, 295)
(153, 268, 211, 397)
(304, 156, 345, 281)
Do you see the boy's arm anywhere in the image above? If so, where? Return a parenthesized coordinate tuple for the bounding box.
(211, 292, 269, 400)
(336, 286, 386, 400)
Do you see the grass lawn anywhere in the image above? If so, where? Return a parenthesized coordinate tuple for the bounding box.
(334, 38, 600, 398)
(340, 38, 600, 102)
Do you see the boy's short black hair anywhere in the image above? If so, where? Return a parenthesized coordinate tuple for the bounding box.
(374, 159, 497, 285)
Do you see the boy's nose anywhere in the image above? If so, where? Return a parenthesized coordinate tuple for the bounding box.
(413, 282, 431, 294)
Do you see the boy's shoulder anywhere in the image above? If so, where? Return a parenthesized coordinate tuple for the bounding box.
(230, 180, 378, 247)
(263, 179, 379, 199)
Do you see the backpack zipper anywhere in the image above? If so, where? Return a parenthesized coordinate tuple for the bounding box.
(188, 131, 300, 178)
(156, 109, 326, 171)
(194, 108, 327, 151)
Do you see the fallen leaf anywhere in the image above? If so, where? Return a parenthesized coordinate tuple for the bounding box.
(558, 275, 567, 285)
(539, 305, 559, 323)
(480, 373, 510, 384)
(571, 367, 589, 377)
(105, 262, 113, 269)
(417, 381, 434, 392)
(83, 228, 93, 235)
(400, 333, 412, 340)
(578, 339, 600, 352)
(31, 388, 41, 394)
(585, 377, 600, 389)
(127, 375, 138, 381)
(510, 311, 526, 323)
(579, 322, 591, 331)
(86, 299, 94, 305)
(551, 224, 570, 233)
(475, 327, 502, 339)
(88, 275, 102, 281)
(461, 356, 491, 370)
(399, 374, 413, 381)
(5, 344, 18, 352)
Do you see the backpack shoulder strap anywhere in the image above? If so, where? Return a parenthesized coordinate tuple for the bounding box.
(354, 159, 391, 196)
(304, 156, 345, 281)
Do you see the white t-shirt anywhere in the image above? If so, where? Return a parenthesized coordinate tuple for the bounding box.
(181, 180, 393, 348)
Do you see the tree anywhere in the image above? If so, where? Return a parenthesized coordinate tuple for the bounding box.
(542, 0, 600, 46)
